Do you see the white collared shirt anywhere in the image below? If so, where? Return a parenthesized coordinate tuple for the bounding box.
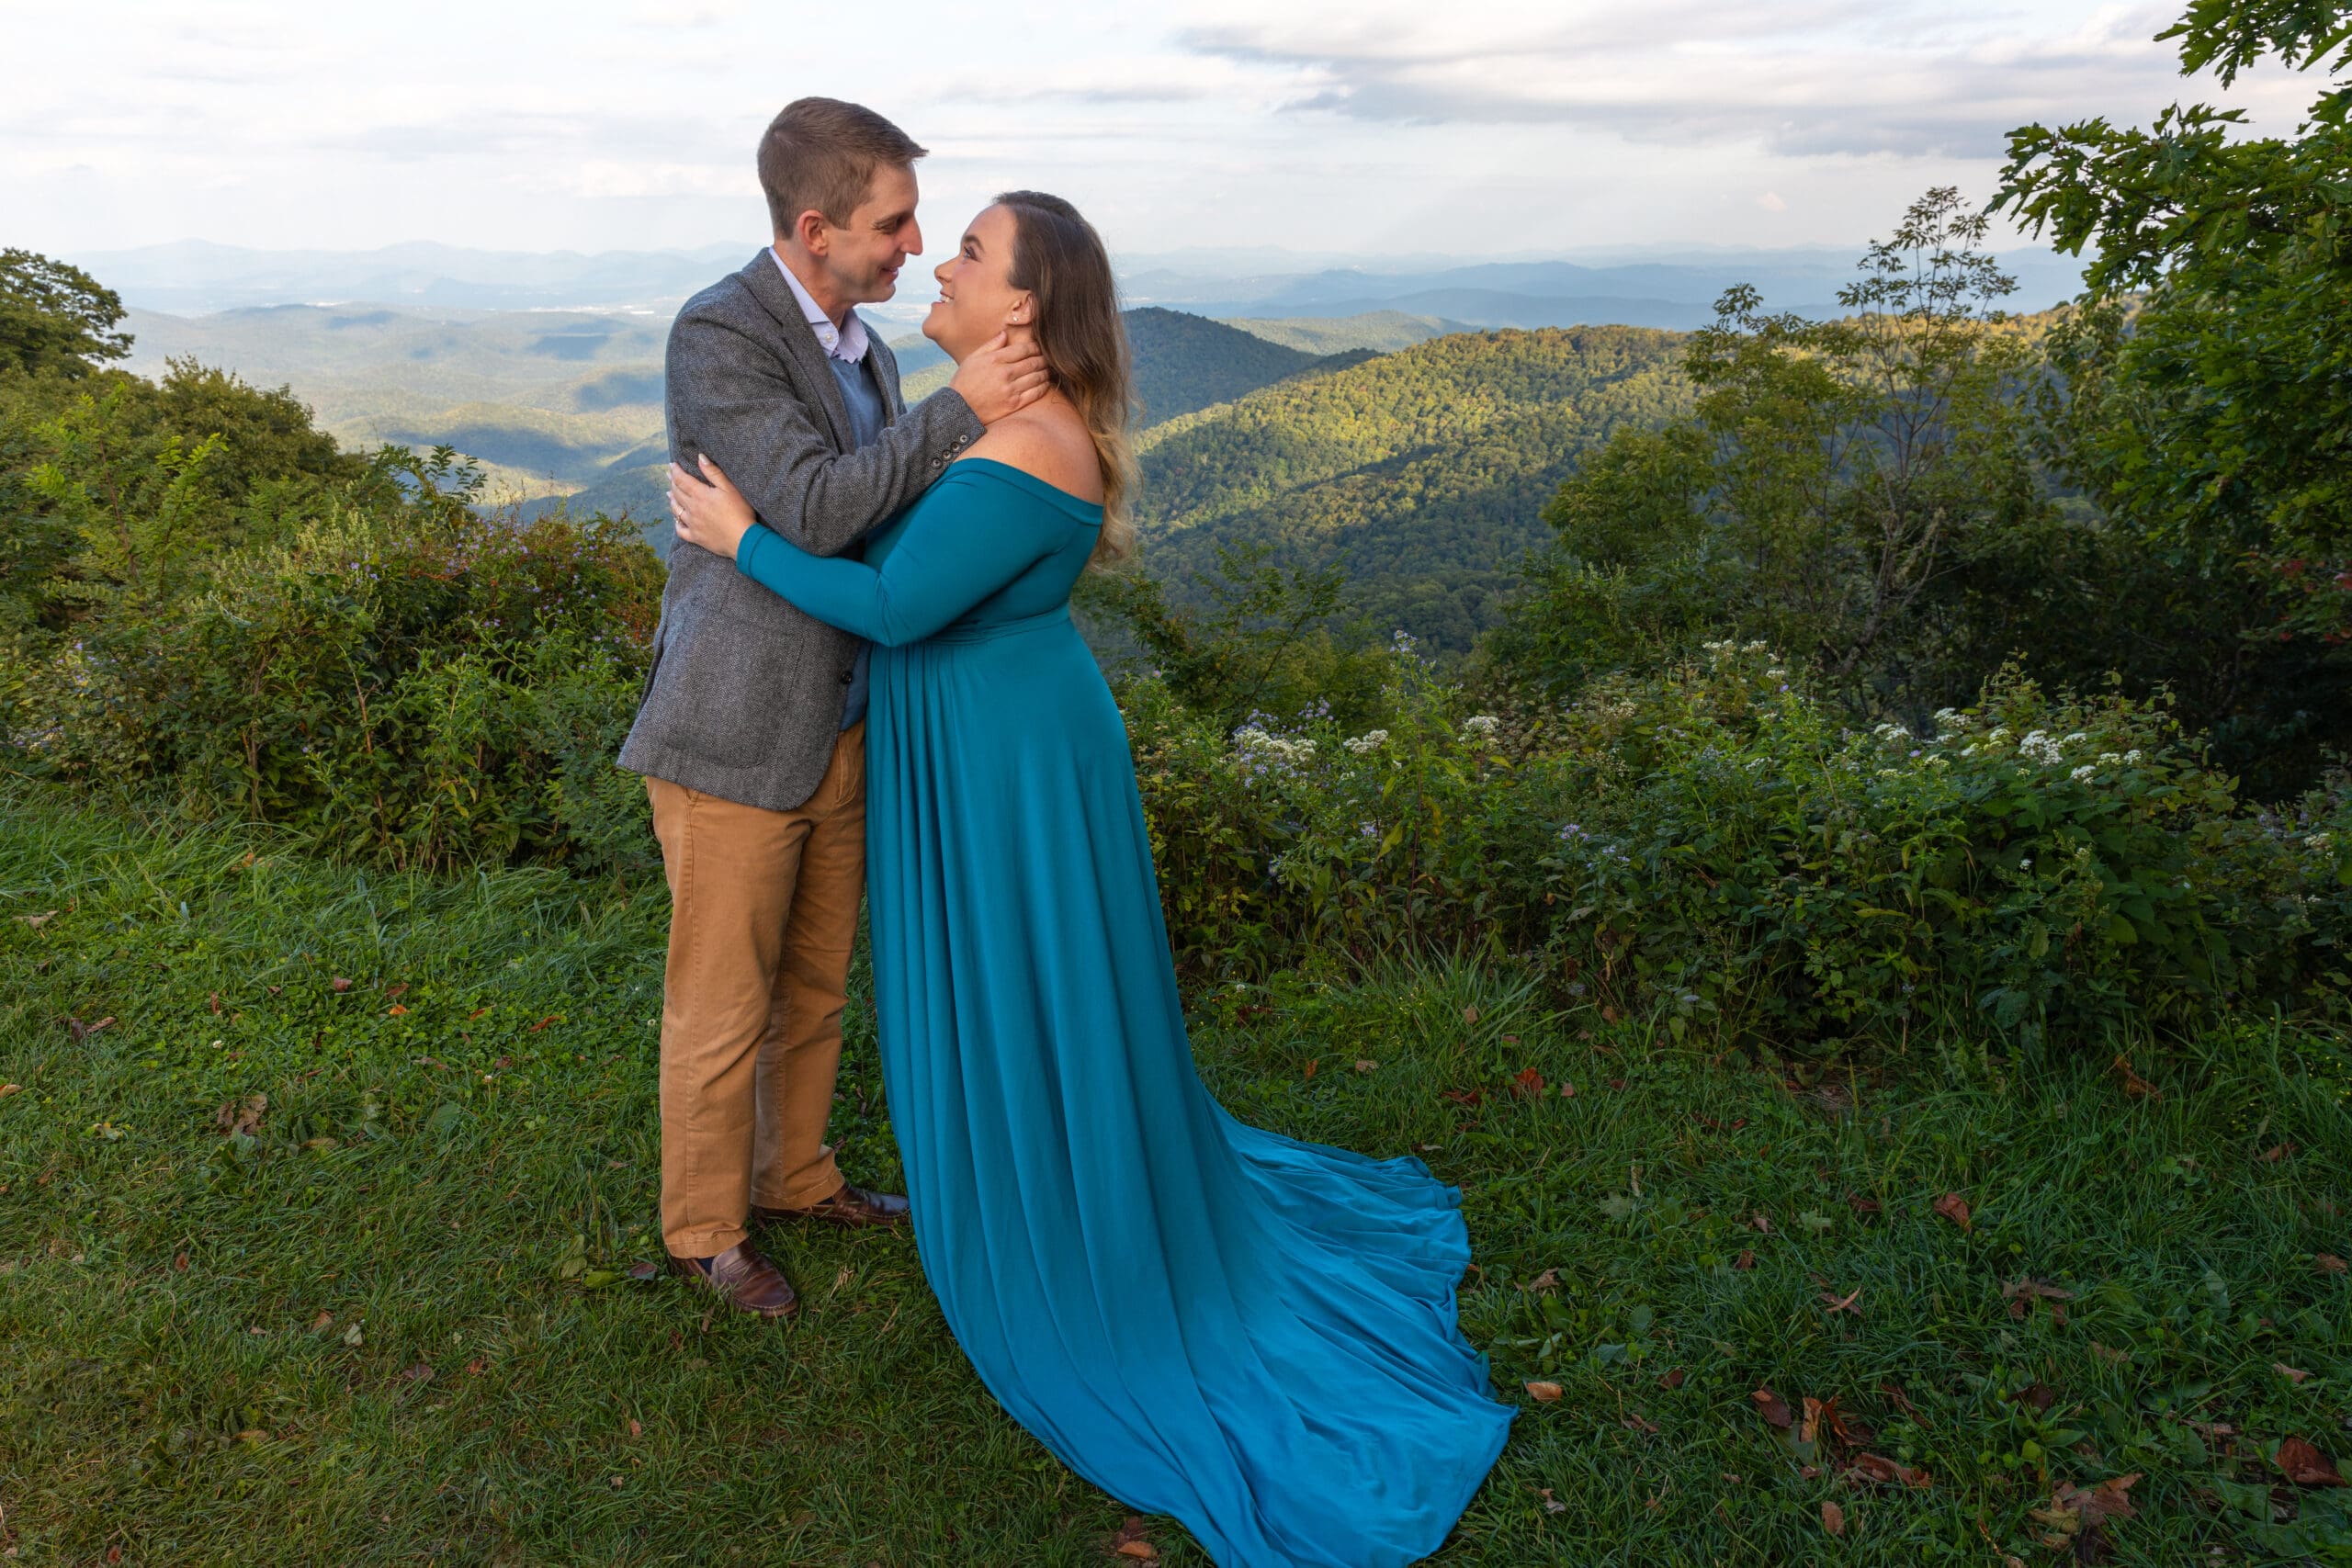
(768, 246, 870, 364)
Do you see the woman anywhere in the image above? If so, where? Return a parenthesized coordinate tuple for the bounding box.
(668, 190, 1512, 1568)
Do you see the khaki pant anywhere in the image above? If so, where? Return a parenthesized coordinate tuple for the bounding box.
(647, 724, 865, 1258)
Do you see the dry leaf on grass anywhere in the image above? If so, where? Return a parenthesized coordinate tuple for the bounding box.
(2278, 1438, 2346, 1487)
(1511, 1067, 1546, 1098)
(1658, 1367, 1687, 1390)
(2110, 1054, 2159, 1099)
(2317, 1254, 2348, 1274)
(1462, 1006, 1480, 1025)
(1353, 1059, 1376, 1074)
(1751, 1388, 1793, 1428)
(0, 1084, 20, 1101)
(214, 1095, 266, 1137)
(1932, 1193, 1972, 1232)
(2276, 1362, 2313, 1385)
(1524, 1268, 1561, 1292)
(1820, 1286, 1862, 1316)
(1537, 1487, 1566, 1514)
(1525, 1382, 1564, 1404)
(1733, 1249, 1756, 1270)
(2004, 1280, 2075, 1324)
(1846, 1452, 1930, 1489)
(1301, 1059, 1318, 1080)
(14, 910, 57, 928)
(1821, 1500, 1845, 1536)
(331, 976, 353, 992)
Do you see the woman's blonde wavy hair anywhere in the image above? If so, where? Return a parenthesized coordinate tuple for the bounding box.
(994, 190, 1136, 567)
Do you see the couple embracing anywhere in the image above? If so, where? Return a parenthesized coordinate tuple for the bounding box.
(619, 97, 1512, 1567)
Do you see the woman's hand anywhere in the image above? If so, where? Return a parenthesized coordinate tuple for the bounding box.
(668, 455, 759, 560)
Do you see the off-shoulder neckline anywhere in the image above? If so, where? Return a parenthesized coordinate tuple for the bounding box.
(944, 456, 1105, 522)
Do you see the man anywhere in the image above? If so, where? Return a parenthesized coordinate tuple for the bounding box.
(618, 97, 1048, 1318)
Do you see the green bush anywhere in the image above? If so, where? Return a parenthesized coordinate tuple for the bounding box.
(6, 495, 662, 875)
(1130, 637, 2351, 1057)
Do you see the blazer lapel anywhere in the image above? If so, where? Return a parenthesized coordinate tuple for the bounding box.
(736, 250, 854, 451)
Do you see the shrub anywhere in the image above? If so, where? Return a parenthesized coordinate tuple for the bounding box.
(1131, 636, 2351, 1058)
(6, 498, 662, 875)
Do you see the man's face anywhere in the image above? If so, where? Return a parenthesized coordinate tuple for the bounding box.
(814, 163, 922, 306)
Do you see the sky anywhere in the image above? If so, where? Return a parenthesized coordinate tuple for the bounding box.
(2, 0, 2326, 266)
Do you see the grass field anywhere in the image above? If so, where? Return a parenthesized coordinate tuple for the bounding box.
(4, 785, 2350, 1565)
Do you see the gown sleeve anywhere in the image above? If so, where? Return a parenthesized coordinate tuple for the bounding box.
(730, 464, 1078, 648)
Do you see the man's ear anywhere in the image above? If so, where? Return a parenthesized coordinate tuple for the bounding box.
(795, 209, 831, 257)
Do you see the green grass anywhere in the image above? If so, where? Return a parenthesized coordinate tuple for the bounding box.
(4, 784, 2350, 1565)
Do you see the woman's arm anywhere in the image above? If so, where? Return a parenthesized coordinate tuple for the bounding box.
(671, 457, 1070, 648)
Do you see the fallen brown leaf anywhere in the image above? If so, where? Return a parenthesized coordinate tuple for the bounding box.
(628, 1418, 642, 1438)
(1822, 1395, 1873, 1448)
(1751, 1387, 1793, 1428)
(2090, 1342, 2132, 1365)
(1752, 1212, 1772, 1234)
(2317, 1254, 2347, 1274)
(387, 1004, 408, 1017)
(2278, 1438, 2346, 1487)
(14, 910, 57, 928)
(1846, 1452, 1930, 1489)
(209, 992, 221, 1014)
(385, 983, 409, 999)
(1525, 1268, 1561, 1292)
(1353, 1059, 1376, 1074)
(331, 976, 353, 992)
(308, 1311, 333, 1331)
(1932, 1193, 1972, 1232)
(464, 1358, 487, 1376)
(2110, 1053, 2158, 1099)
(1821, 1500, 1845, 1536)
(1115, 1543, 1159, 1562)
(1623, 1412, 1659, 1434)
(399, 1363, 435, 1382)
(2052, 1471, 2141, 1524)
(1301, 1058, 1318, 1080)
(1733, 1248, 1756, 1270)
(1525, 1382, 1564, 1404)
(1846, 1194, 1883, 1219)
(2276, 1361, 2312, 1385)
(1511, 1067, 1545, 1098)
(213, 1094, 266, 1138)
(1537, 1486, 1566, 1515)
(1559, 1080, 1576, 1099)
(0, 1083, 19, 1101)
(2014, 1383, 2057, 1414)
(1820, 1286, 1862, 1316)
(1501, 1033, 1520, 1044)
(1798, 1396, 1824, 1447)
(172, 1251, 188, 1271)
(2261, 1142, 2297, 1162)
(1658, 1367, 1687, 1390)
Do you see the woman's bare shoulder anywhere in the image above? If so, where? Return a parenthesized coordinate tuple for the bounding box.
(956, 402, 1104, 502)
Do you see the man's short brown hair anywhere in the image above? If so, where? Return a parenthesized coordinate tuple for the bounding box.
(757, 98, 926, 237)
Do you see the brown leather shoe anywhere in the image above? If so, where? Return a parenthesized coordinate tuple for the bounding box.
(752, 1182, 909, 1229)
(666, 1239, 799, 1318)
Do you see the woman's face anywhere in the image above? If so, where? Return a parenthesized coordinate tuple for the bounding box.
(924, 204, 1029, 358)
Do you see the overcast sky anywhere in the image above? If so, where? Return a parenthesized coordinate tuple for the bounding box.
(3, 0, 2324, 264)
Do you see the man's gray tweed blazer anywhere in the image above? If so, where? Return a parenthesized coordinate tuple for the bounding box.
(617, 250, 984, 811)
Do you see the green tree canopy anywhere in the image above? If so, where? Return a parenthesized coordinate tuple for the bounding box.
(0, 250, 132, 378)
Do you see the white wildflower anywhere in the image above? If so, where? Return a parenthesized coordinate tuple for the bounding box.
(2071, 765, 2097, 783)
(1341, 729, 1389, 755)
(1463, 715, 1500, 737)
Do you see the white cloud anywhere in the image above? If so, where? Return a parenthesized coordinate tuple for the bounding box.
(0, 0, 2332, 258)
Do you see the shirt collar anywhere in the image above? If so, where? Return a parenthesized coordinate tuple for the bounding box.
(768, 245, 869, 364)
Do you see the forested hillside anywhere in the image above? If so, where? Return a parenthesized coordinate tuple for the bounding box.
(1134, 326, 1691, 649)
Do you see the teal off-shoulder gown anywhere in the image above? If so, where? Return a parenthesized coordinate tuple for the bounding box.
(730, 457, 1513, 1567)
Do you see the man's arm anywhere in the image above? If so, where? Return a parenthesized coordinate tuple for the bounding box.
(667, 311, 1047, 559)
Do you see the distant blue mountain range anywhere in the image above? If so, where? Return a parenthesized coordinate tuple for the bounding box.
(71, 241, 2087, 325)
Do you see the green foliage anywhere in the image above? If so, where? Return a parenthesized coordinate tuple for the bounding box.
(1078, 539, 1391, 730)
(1132, 636, 2350, 1056)
(6, 483, 662, 875)
(1993, 0, 2352, 768)
(1136, 325, 1692, 653)
(0, 250, 131, 377)
(1494, 191, 2055, 724)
